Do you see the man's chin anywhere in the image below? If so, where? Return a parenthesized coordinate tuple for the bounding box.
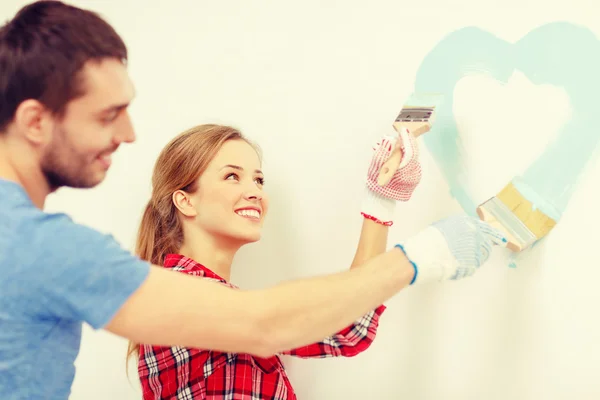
(83, 173, 107, 189)
(65, 171, 108, 190)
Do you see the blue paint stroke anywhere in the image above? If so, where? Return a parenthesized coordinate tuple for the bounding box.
(414, 22, 600, 240)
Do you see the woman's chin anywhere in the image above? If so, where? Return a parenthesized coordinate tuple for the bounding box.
(227, 230, 262, 246)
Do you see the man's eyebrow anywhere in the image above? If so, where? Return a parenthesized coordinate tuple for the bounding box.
(221, 164, 263, 174)
(99, 103, 130, 114)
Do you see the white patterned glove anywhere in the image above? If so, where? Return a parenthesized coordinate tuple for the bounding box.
(361, 128, 422, 225)
(396, 214, 508, 284)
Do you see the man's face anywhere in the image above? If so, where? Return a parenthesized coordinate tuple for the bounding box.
(41, 58, 136, 189)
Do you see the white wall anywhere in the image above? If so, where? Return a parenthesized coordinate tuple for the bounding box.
(3, 0, 600, 398)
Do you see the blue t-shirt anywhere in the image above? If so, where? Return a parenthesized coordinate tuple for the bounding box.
(0, 179, 151, 399)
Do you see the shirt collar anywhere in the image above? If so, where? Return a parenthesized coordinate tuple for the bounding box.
(0, 178, 32, 204)
(163, 253, 227, 283)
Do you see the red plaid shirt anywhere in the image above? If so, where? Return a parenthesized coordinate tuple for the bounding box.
(137, 254, 386, 400)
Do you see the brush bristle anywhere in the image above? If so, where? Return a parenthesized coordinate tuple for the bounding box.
(496, 182, 557, 240)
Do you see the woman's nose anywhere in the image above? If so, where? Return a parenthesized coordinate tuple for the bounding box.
(244, 187, 263, 201)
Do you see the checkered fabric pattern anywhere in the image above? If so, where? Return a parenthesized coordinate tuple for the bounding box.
(137, 254, 386, 399)
(366, 129, 422, 201)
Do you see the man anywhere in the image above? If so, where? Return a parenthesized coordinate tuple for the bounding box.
(0, 1, 505, 399)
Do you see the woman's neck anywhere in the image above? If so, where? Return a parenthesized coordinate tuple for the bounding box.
(178, 231, 240, 282)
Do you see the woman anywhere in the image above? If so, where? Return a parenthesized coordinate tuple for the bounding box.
(127, 124, 503, 399)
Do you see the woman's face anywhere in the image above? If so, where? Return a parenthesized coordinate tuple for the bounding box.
(189, 139, 269, 245)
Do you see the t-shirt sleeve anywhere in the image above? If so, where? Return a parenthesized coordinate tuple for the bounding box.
(21, 212, 151, 329)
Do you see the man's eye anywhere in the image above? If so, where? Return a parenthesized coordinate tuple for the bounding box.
(102, 111, 119, 123)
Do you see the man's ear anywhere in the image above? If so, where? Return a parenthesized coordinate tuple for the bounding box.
(172, 190, 198, 217)
(13, 99, 53, 145)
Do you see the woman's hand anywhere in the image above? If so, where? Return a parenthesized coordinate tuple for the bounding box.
(361, 128, 422, 226)
(367, 128, 422, 201)
(396, 214, 508, 284)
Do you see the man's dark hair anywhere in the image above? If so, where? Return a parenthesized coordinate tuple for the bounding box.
(0, 0, 128, 132)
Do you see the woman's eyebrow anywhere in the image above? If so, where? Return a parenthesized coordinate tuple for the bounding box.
(221, 164, 263, 174)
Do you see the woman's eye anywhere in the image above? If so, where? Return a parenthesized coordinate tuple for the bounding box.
(255, 177, 265, 185)
(225, 173, 239, 180)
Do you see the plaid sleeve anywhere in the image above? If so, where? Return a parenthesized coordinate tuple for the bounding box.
(281, 305, 386, 358)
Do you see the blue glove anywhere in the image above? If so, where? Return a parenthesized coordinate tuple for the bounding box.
(396, 214, 507, 284)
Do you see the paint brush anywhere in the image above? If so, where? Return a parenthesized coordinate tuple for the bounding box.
(377, 93, 443, 186)
(476, 179, 557, 252)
